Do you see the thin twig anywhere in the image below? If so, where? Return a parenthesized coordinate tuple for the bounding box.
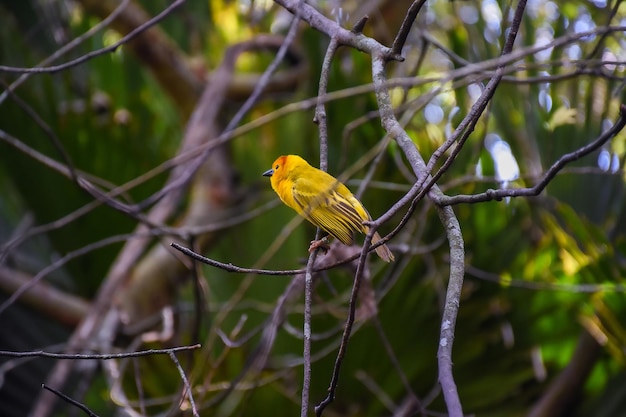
(0, 0, 131, 104)
(314, 234, 372, 416)
(41, 384, 100, 417)
(171, 230, 392, 275)
(0, 80, 78, 181)
(171, 242, 304, 275)
(225, 23, 302, 135)
(168, 351, 200, 417)
(440, 103, 626, 206)
(391, 0, 428, 56)
(0, 344, 200, 359)
(314, 37, 339, 172)
(132, 357, 147, 416)
(0, 129, 164, 229)
(0, 0, 182, 75)
(301, 251, 319, 417)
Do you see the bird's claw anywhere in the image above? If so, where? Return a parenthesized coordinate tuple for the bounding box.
(308, 236, 330, 254)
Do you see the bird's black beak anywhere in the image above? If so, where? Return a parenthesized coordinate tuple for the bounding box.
(262, 168, 274, 177)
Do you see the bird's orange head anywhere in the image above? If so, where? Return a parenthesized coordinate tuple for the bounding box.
(263, 155, 308, 186)
(263, 155, 286, 179)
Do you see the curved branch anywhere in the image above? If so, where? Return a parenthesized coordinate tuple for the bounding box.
(439, 104, 626, 206)
(371, 46, 467, 417)
(275, 0, 403, 62)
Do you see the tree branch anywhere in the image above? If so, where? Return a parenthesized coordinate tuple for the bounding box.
(274, 0, 403, 62)
(439, 104, 626, 206)
(371, 43, 467, 417)
(391, 0, 428, 56)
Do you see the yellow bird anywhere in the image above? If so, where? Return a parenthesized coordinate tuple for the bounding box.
(263, 155, 394, 262)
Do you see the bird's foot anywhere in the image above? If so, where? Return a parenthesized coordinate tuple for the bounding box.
(308, 236, 330, 254)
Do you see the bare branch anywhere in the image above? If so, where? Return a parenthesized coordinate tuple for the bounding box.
(301, 250, 319, 417)
(0, 0, 184, 75)
(168, 351, 200, 417)
(314, 234, 372, 416)
(171, 242, 304, 275)
(370, 24, 466, 417)
(41, 384, 100, 417)
(391, 0, 428, 56)
(171, 231, 394, 274)
(0, 0, 131, 104)
(440, 104, 626, 206)
(314, 37, 339, 171)
(0, 344, 201, 359)
(274, 0, 404, 62)
(306, 29, 341, 416)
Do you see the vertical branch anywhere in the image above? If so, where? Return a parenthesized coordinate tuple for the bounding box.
(426, 6, 525, 412)
(370, 5, 527, 412)
(301, 252, 318, 417)
(168, 351, 200, 417)
(314, 37, 339, 171)
(311, 15, 382, 417)
(371, 50, 466, 416)
(304, 33, 339, 417)
(434, 206, 465, 417)
(291, 3, 336, 416)
(314, 238, 372, 416)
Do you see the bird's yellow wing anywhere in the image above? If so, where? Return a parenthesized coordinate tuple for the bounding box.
(291, 176, 367, 245)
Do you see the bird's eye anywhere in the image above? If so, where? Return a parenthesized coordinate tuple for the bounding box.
(275, 164, 279, 170)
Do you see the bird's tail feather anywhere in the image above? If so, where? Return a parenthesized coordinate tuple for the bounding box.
(371, 232, 394, 262)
